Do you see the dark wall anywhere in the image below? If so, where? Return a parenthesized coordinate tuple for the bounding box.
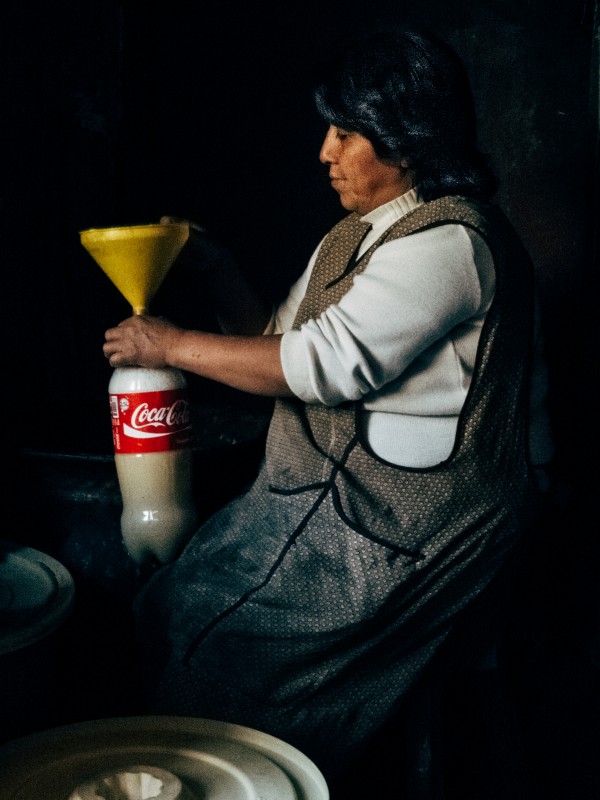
(3, 0, 598, 482)
(1, 3, 599, 788)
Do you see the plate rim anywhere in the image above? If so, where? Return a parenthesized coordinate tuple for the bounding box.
(0, 715, 329, 800)
(0, 540, 75, 655)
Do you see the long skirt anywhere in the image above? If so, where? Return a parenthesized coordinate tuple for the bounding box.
(132, 456, 514, 780)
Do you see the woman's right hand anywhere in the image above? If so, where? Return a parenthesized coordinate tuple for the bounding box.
(160, 214, 205, 234)
(159, 215, 217, 274)
(104, 314, 184, 370)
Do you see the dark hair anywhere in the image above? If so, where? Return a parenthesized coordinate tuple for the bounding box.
(313, 27, 497, 201)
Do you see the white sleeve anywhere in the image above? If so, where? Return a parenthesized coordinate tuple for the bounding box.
(280, 225, 491, 405)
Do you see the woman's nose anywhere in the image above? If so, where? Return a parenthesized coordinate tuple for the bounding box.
(319, 126, 337, 164)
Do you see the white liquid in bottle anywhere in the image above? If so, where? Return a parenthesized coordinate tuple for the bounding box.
(109, 366, 197, 564)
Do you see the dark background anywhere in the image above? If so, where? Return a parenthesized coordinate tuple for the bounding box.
(3, 0, 597, 464)
(1, 1, 599, 797)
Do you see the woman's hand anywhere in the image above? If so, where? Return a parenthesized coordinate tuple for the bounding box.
(160, 214, 272, 336)
(104, 315, 183, 369)
(160, 214, 205, 234)
(160, 215, 212, 272)
(104, 315, 290, 395)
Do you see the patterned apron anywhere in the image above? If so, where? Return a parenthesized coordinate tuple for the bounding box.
(133, 196, 541, 780)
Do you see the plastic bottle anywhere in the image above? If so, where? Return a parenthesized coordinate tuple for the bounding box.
(108, 366, 198, 564)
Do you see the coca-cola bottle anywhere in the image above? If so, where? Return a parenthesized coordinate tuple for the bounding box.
(108, 366, 198, 564)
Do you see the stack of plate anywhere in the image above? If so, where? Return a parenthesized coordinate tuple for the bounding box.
(0, 540, 75, 741)
(0, 716, 330, 799)
(0, 541, 75, 655)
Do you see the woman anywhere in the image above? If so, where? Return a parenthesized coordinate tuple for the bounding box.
(104, 26, 553, 782)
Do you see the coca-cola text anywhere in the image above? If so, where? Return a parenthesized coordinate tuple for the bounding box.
(110, 388, 193, 454)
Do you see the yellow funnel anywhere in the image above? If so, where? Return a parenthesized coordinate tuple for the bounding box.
(80, 223, 190, 315)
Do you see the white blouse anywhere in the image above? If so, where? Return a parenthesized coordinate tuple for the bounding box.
(268, 189, 554, 474)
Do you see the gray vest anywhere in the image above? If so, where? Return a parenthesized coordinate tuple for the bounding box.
(265, 196, 540, 566)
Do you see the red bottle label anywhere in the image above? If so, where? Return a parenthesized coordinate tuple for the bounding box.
(109, 388, 193, 454)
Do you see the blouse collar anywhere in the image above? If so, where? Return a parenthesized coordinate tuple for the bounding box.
(357, 188, 422, 253)
(361, 187, 421, 231)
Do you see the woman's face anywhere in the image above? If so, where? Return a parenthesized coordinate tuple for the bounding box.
(320, 125, 413, 215)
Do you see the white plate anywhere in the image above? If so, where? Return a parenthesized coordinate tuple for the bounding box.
(0, 716, 330, 800)
(0, 540, 75, 655)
